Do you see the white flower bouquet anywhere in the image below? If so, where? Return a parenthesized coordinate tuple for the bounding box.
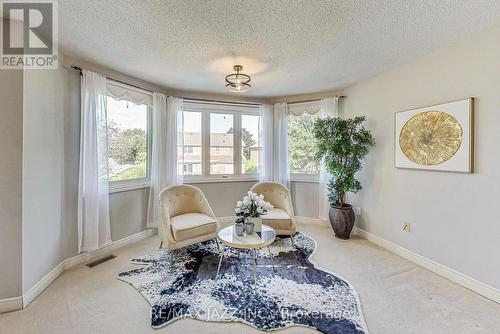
(235, 191, 273, 218)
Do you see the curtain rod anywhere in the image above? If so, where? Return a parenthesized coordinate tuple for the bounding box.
(72, 65, 342, 106)
(71, 66, 154, 93)
(287, 96, 346, 105)
(183, 97, 260, 107)
(71, 65, 262, 106)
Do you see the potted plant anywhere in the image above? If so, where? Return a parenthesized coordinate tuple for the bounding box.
(313, 116, 375, 239)
(235, 191, 273, 233)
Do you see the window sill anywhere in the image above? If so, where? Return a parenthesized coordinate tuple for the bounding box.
(108, 180, 151, 194)
(106, 175, 318, 193)
(290, 174, 319, 183)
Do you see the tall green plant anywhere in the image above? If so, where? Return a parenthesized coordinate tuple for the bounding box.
(313, 116, 375, 207)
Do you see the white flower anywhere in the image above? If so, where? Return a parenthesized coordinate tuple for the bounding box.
(259, 194, 264, 200)
(242, 196, 251, 206)
(264, 202, 273, 211)
(235, 208, 242, 214)
(236, 201, 243, 208)
(257, 207, 264, 214)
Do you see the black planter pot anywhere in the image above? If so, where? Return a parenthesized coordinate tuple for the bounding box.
(329, 204, 355, 240)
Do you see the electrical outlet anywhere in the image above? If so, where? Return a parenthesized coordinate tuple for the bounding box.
(403, 223, 411, 232)
(355, 207, 361, 216)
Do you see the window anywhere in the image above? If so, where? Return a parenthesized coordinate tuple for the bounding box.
(181, 111, 202, 176)
(288, 112, 319, 175)
(210, 113, 234, 174)
(106, 82, 151, 185)
(241, 114, 261, 174)
(181, 101, 261, 180)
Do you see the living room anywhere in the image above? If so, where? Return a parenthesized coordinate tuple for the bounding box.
(0, 1, 499, 334)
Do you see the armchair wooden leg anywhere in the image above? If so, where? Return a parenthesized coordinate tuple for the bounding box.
(290, 235, 295, 248)
(159, 241, 163, 249)
(169, 250, 174, 266)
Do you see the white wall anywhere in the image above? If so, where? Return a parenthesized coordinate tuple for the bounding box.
(291, 181, 319, 218)
(0, 66, 23, 299)
(344, 25, 500, 290)
(22, 66, 67, 293)
(109, 188, 149, 240)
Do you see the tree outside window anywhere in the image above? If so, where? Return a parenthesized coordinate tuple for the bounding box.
(107, 97, 149, 181)
(288, 113, 319, 174)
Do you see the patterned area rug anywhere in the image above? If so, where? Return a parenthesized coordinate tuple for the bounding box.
(117, 232, 368, 333)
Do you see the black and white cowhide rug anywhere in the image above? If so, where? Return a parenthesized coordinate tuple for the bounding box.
(117, 232, 368, 334)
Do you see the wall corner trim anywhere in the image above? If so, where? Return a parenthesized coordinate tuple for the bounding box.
(353, 227, 500, 304)
(0, 296, 23, 313)
(20, 228, 155, 310)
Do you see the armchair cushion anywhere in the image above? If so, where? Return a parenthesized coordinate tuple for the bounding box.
(171, 213, 217, 242)
(262, 208, 292, 230)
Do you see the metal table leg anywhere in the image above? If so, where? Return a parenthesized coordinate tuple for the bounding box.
(252, 249, 256, 285)
(216, 243, 225, 279)
(267, 245, 275, 272)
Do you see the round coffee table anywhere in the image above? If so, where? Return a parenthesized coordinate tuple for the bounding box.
(216, 224, 276, 284)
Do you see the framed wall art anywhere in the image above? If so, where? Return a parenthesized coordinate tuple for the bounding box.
(394, 98, 474, 173)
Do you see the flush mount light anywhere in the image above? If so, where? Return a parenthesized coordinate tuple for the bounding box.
(225, 65, 251, 93)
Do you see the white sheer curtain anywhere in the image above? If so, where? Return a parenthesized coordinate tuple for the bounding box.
(259, 104, 274, 181)
(77, 70, 112, 253)
(318, 97, 340, 220)
(147, 94, 184, 228)
(273, 102, 290, 189)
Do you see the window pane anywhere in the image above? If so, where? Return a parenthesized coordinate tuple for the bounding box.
(107, 97, 148, 181)
(241, 114, 261, 174)
(288, 113, 319, 174)
(210, 113, 234, 174)
(181, 111, 202, 175)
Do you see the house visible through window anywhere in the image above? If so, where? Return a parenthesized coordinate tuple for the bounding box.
(241, 114, 260, 174)
(106, 82, 151, 183)
(181, 111, 202, 176)
(210, 113, 234, 175)
(181, 101, 261, 180)
(288, 112, 319, 175)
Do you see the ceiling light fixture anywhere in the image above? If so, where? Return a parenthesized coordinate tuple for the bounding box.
(225, 65, 251, 93)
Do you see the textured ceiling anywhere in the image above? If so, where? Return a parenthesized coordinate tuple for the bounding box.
(59, 1, 500, 98)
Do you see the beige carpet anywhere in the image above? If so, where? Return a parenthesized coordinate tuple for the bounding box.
(0, 219, 498, 334)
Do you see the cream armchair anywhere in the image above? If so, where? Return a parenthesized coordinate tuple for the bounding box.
(250, 182, 296, 246)
(158, 185, 219, 263)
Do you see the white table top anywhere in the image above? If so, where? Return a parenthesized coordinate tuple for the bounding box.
(218, 224, 276, 249)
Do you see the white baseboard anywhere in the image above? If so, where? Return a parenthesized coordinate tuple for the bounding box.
(63, 228, 155, 270)
(353, 227, 500, 304)
(294, 216, 500, 304)
(21, 228, 155, 310)
(22, 261, 66, 308)
(0, 296, 23, 313)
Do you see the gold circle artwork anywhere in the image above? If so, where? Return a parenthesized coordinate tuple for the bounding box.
(399, 111, 463, 166)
